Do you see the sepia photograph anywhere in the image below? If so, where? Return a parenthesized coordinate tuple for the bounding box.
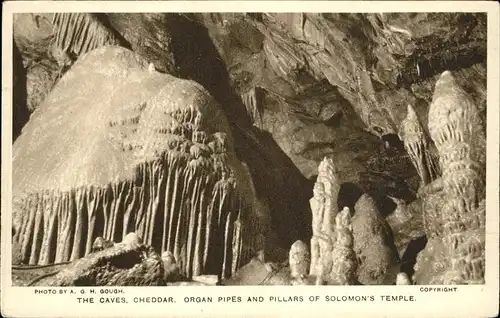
(8, 10, 490, 287)
(1, 1, 499, 317)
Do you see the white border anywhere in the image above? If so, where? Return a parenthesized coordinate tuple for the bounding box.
(2, 2, 499, 318)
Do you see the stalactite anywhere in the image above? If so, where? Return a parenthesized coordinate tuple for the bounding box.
(51, 13, 121, 59)
(241, 86, 264, 128)
(399, 104, 440, 186)
(426, 70, 486, 284)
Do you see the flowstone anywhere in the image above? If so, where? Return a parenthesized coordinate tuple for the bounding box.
(12, 47, 270, 279)
(414, 71, 486, 284)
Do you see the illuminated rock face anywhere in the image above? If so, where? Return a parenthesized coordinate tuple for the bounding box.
(309, 158, 341, 281)
(414, 71, 486, 284)
(307, 158, 358, 285)
(12, 47, 270, 279)
(328, 208, 357, 285)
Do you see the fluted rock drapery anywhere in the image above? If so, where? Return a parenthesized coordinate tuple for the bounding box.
(12, 46, 270, 279)
(427, 71, 486, 284)
(414, 71, 486, 284)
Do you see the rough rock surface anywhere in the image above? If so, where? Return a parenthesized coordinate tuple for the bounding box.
(385, 198, 425, 257)
(196, 13, 485, 181)
(352, 194, 400, 285)
(414, 71, 486, 284)
(13, 13, 63, 112)
(28, 233, 164, 286)
(12, 47, 273, 280)
(222, 256, 291, 286)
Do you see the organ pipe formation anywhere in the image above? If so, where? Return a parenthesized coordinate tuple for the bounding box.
(12, 47, 268, 280)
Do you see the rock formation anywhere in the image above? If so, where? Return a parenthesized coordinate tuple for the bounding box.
(289, 240, 310, 285)
(399, 104, 440, 187)
(12, 47, 271, 280)
(385, 196, 425, 257)
(161, 251, 181, 282)
(292, 158, 359, 285)
(328, 208, 358, 285)
(351, 194, 400, 285)
(309, 157, 341, 280)
(396, 272, 411, 285)
(28, 233, 164, 286)
(91, 237, 115, 253)
(414, 71, 486, 284)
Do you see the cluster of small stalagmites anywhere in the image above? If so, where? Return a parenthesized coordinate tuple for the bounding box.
(286, 156, 407, 286)
(418, 71, 486, 284)
(289, 208, 358, 286)
(287, 158, 358, 285)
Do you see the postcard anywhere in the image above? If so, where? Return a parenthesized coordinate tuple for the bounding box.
(1, 1, 499, 317)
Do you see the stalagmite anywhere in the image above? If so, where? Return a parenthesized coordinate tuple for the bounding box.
(309, 157, 341, 280)
(399, 104, 440, 186)
(396, 272, 412, 285)
(289, 240, 310, 285)
(328, 207, 357, 285)
(12, 47, 269, 279)
(425, 70, 486, 284)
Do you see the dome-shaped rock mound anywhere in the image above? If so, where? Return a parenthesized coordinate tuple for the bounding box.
(12, 46, 270, 280)
(351, 194, 400, 285)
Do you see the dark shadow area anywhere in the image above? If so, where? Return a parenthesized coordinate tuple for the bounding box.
(13, 40, 30, 141)
(163, 13, 252, 127)
(374, 195, 398, 218)
(396, 13, 486, 88)
(338, 182, 364, 211)
(400, 235, 427, 279)
(233, 126, 314, 255)
(109, 250, 144, 269)
(382, 133, 405, 151)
